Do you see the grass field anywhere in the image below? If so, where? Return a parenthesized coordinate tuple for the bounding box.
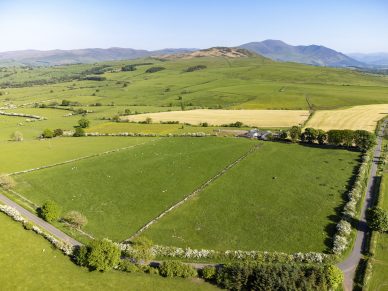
(15, 137, 257, 240)
(305, 104, 388, 131)
(368, 175, 388, 291)
(0, 212, 216, 291)
(0, 137, 156, 173)
(143, 142, 360, 253)
(2, 57, 388, 111)
(123, 109, 310, 128)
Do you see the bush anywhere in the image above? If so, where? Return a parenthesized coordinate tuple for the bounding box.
(53, 128, 63, 137)
(145, 67, 165, 73)
(367, 207, 388, 232)
(201, 266, 217, 280)
(63, 211, 88, 229)
(74, 245, 90, 267)
(39, 201, 61, 222)
(73, 127, 85, 137)
(118, 260, 141, 273)
(42, 129, 54, 138)
(10, 131, 23, 142)
(184, 65, 207, 72)
(326, 265, 343, 290)
(126, 236, 155, 264)
(0, 174, 16, 190)
(159, 260, 197, 278)
(23, 221, 33, 230)
(87, 239, 121, 272)
(78, 118, 90, 128)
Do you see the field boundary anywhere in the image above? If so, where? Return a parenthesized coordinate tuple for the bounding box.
(124, 142, 262, 242)
(9, 138, 160, 176)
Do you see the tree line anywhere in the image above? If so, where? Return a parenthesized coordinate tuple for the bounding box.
(278, 126, 376, 151)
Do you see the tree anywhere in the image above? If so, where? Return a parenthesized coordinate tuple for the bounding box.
(53, 128, 63, 137)
(42, 129, 54, 138)
(87, 239, 121, 271)
(128, 236, 155, 264)
(327, 130, 343, 146)
(325, 265, 343, 290)
(301, 128, 318, 143)
(61, 99, 71, 106)
(73, 127, 85, 137)
(354, 130, 376, 151)
(10, 131, 23, 142)
(63, 211, 88, 229)
(0, 174, 16, 190)
(40, 201, 61, 222)
(367, 207, 388, 232)
(145, 117, 152, 124)
(317, 129, 327, 145)
(289, 126, 301, 142)
(278, 130, 288, 140)
(342, 130, 355, 147)
(78, 118, 90, 128)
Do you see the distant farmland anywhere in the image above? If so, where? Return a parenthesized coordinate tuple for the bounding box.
(306, 104, 388, 131)
(123, 109, 310, 128)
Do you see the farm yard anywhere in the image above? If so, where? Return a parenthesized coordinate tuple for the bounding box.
(122, 109, 310, 128)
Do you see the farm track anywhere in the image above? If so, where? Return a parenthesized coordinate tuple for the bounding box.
(124, 142, 262, 242)
(338, 120, 387, 291)
(9, 138, 160, 176)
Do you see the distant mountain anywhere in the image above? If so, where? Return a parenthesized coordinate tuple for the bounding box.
(158, 47, 261, 60)
(0, 47, 195, 66)
(239, 39, 365, 67)
(347, 53, 388, 67)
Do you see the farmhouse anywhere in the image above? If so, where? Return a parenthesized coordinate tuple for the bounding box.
(245, 129, 275, 140)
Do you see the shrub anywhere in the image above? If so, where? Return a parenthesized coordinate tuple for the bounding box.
(0, 174, 16, 190)
(289, 126, 301, 142)
(10, 131, 23, 142)
(23, 221, 33, 230)
(63, 211, 88, 229)
(367, 207, 388, 232)
(145, 117, 152, 124)
(122, 64, 137, 72)
(326, 265, 343, 290)
(126, 236, 155, 264)
(73, 127, 85, 137)
(184, 65, 207, 72)
(53, 128, 63, 137)
(118, 260, 141, 273)
(159, 260, 197, 278)
(74, 245, 90, 267)
(87, 239, 121, 272)
(42, 128, 54, 138)
(201, 266, 217, 280)
(145, 67, 165, 73)
(78, 118, 90, 128)
(39, 201, 61, 222)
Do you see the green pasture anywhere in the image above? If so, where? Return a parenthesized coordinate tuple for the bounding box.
(14, 137, 257, 240)
(144, 142, 360, 253)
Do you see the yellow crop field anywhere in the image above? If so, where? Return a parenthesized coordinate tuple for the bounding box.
(306, 104, 388, 132)
(123, 109, 310, 128)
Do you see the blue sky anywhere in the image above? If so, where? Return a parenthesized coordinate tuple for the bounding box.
(0, 0, 387, 53)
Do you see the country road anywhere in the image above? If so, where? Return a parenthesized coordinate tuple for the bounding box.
(338, 120, 387, 291)
(0, 192, 81, 247)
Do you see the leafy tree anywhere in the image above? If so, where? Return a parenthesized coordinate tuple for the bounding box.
(40, 201, 61, 222)
(74, 245, 90, 266)
(327, 130, 343, 146)
(325, 265, 343, 290)
(0, 174, 16, 190)
(202, 266, 217, 280)
(42, 128, 54, 138)
(367, 207, 388, 232)
(10, 131, 23, 142)
(63, 211, 88, 229)
(289, 126, 301, 142)
(279, 130, 288, 140)
(128, 236, 155, 263)
(317, 129, 327, 145)
(118, 260, 141, 273)
(354, 130, 376, 151)
(78, 118, 90, 128)
(87, 239, 121, 271)
(73, 127, 85, 137)
(342, 130, 355, 147)
(61, 99, 71, 106)
(301, 128, 318, 143)
(145, 117, 152, 124)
